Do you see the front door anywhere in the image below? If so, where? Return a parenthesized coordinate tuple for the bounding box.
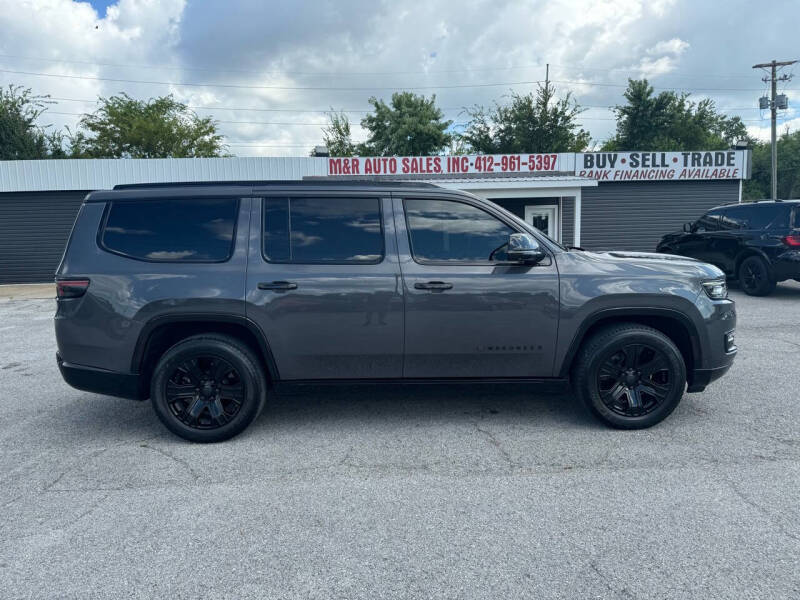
(245, 194, 404, 380)
(394, 196, 560, 378)
(525, 205, 559, 241)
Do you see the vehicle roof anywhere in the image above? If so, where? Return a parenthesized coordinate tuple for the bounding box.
(84, 179, 462, 202)
(707, 200, 800, 212)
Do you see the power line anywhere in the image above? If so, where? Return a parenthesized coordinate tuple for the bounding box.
(0, 52, 764, 80)
(2, 67, 796, 94)
(43, 96, 769, 113)
(0, 67, 545, 91)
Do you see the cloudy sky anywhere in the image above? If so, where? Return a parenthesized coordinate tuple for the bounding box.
(1, 0, 797, 156)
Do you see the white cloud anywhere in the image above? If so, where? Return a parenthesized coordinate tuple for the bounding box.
(647, 38, 689, 56)
(0, 0, 797, 155)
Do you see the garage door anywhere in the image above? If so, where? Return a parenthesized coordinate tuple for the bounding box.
(0, 191, 89, 284)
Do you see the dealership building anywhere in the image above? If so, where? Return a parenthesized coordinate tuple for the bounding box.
(0, 149, 750, 284)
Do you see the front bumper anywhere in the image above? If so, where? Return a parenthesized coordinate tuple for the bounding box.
(686, 297, 737, 393)
(57, 352, 146, 400)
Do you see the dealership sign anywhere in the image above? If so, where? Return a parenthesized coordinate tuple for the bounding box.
(326, 150, 747, 181)
(576, 151, 746, 181)
(327, 153, 566, 176)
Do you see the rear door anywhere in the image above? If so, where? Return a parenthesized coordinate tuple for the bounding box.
(245, 193, 403, 380)
(393, 194, 560, 378)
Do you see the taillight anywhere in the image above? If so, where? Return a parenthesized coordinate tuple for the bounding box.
(56, 278, 90, 299)
(783, 234, 800, 247)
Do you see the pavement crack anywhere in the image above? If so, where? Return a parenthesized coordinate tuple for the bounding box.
(140, 443, 201, 482)
(472, 420, 515, 469)
(720, 474, 799, 543)
(588, 560, 638, 600)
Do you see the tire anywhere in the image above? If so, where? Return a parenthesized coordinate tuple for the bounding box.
(572, 324, 687, 429)
(151, 334, 267, 443)
(738, 255, 776, 296)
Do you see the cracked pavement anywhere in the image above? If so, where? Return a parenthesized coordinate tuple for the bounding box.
(1, 282, 799, 599)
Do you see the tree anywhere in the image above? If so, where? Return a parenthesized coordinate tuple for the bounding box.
(603, 79, 747, 151)
(69, 93, 226, 158)
(321, 111, 356, 157)
(358, 92, 452, 156)
(744, 130, 800, 199)
(461, 83, 591, 154)
(0, 85, 66, 159)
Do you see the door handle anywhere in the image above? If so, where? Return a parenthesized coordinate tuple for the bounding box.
(414, 281, 453, 291)
(258, 281, 298, 291)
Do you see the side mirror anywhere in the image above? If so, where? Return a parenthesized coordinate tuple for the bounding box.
(683, 222, 693, 233)
(507, 233, 546, 264)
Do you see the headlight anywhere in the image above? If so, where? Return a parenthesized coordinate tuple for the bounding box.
(702, 279, 728, 299)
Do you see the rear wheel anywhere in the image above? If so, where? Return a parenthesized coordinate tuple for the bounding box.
(572, 324, 686, 429)
(151, 334, 266, 443)
(738, 255, 776, 296)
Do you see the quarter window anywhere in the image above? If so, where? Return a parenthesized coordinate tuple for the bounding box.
(101, 198, 238, 262)
(263, 197, 384, 263)
(404, 199, 516, 262)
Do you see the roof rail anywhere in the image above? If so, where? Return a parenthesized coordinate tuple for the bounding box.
(113, 179, 441, 190)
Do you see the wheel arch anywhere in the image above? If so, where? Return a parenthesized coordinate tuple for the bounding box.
(132, 314, 279, 395)
(560, 308, 701, 383)
(734, 247, 772, 277)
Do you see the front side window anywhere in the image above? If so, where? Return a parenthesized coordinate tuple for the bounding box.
(101, 198, 238, 261)
(404, 198, 516, 263)
(263, 197, 384, 263)
(694, 212, 720, 232)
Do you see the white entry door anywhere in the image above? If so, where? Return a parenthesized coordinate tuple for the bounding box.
(525, 205, 559, 241)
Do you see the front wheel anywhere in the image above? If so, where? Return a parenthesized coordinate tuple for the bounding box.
(572, 324, 687, 429)
(151, 334, 267, 443)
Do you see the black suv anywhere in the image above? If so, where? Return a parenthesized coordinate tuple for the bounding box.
(657, 200, 800, 296)
(56, 181, 737, 442)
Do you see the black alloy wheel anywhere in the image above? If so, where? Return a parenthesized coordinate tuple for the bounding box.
(151, 334, 266, 443)
(572, 324, 687, 429)
(738, 256, 776, 296)
(596, 343, 674, 418)
(165, 355, 245, 429)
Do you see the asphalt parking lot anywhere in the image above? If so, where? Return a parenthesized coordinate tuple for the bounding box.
(1, 283, 799, 599)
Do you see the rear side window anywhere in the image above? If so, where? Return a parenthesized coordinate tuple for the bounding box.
(263, 197, 384, 263)
(718, 204, 790, 230)
(101, 198, 238, 262)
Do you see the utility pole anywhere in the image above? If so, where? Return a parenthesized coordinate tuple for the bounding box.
(752, 59, 796, 200)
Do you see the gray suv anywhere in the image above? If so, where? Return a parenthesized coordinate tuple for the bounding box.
(55, 181, 737, 442)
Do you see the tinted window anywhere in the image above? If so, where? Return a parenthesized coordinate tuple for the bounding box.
(745, 204, 789, 229)
(101, 198, 237, 261)
(694, 212, 719, 232)
(263, 197, 383, 263)
(404, 199, 515, 262)
(718, 204, 789, 230)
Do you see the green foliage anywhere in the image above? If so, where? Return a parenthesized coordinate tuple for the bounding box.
(321, 111, 356, 157)
(358, 92, 452, 156)
(461, 83, 591, 154)
(603, 79, 748, 151)
(68, 93, 226, 158)
(744, 130, 800, 199)
(0, 85, 65, 159)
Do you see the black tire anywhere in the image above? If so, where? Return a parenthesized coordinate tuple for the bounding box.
(151, 334, 266, 443)
(572, 324, 687, 429)
(738, 255, 776, 296)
